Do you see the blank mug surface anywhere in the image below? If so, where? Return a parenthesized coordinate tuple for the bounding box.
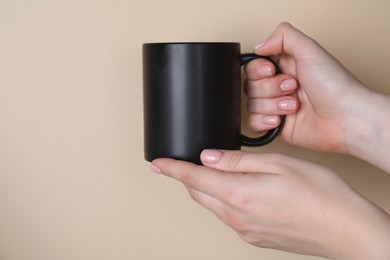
(143, 42, 241, 164)
(143, 42, 284, 164)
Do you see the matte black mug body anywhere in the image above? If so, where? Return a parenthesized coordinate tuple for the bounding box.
(143, 42, 284, 164)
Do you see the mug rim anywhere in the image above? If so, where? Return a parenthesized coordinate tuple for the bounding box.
(143, 42, 240, 46)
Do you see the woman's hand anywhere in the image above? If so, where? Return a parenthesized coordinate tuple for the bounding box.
(151, 150, 390, 259)
(245, 22, 373, 154)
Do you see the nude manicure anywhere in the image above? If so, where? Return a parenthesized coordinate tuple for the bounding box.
(278, 100, 297, 111)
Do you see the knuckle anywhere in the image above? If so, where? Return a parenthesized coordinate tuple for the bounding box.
(180, 165, 200, 188)
(277, 21, 293, 31)
(224, 188, 252, 211)
(243, 81, 250, 96)
(223, 210, 248, 232)
(263, 152, 284, 164)
(247, 99, 255, 112)
(245, 81, 259, 98)
(250, 99, 271, 114)
(262, 83, 272, 97)
(248, 115, 261, 132)
(227, 150, 245, 171)
(239, 232, 271, 248)
(182, 173, 195, 187)
(239, 232, 258, 245)
(252, 80, 271, 98)
(187, 188, 199, 201)
(262, 153, 288, 173)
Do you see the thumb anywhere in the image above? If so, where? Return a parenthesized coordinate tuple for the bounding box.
(200, 149, 279, 174)
(254, 22, 322, 60)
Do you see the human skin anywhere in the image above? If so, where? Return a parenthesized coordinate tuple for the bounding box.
(246, 22, 390, 173)
(152, 150, 390, 259)
(151, 23, 390, 259)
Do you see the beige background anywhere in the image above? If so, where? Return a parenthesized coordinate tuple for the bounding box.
(1, 0, 390, 259)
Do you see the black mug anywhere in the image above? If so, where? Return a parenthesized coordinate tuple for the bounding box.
(143, 42, 285, 164)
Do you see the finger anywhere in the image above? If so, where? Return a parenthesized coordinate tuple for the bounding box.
(200, 150, 283, 174)
(245, 75, 297, 98)
(151, 158, 238, 200)
(247, 96, 298, 115)
(187, 187, 226, 216)
(244, 58, 276, 80)
(154, 163, 232, 225)
(187, 188, 244, 232)
(254, 22, 321, 59)
(248, 114, 281, 132)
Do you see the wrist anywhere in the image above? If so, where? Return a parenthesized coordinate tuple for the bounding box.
(343, 87, 390, 172)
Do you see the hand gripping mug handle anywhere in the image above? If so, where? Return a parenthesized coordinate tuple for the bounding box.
(240, 53, 286, 146)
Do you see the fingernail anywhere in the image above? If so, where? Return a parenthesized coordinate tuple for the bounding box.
(262, 115, 279, 125)
(201, 149, 222, 163)
(151, 164, 162, 174)
(257, 65, 273, 77)
(278, 100, 297, 111)
(280, 79, 297, 92)
(254, 38, 268, 50)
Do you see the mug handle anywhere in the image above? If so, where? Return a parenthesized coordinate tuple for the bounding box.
(240, 53, 286, 146)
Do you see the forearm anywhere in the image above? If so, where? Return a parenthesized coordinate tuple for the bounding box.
(344, 87, 390, 173)
(327, 192, 390, 260)
(337, 200, 390, 260)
